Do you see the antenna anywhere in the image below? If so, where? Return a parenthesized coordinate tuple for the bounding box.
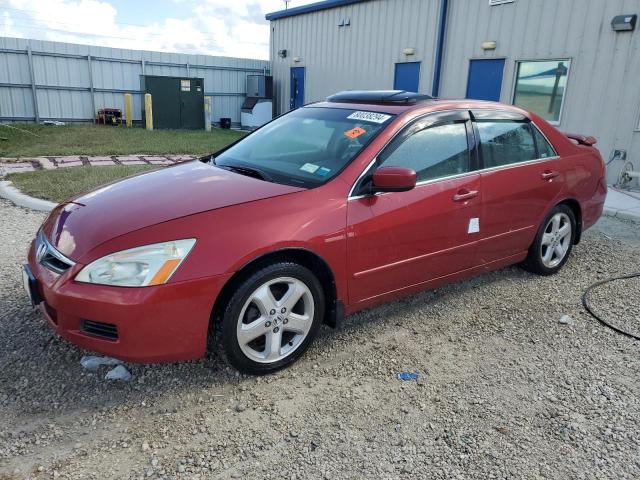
(284, 0, 291, 9)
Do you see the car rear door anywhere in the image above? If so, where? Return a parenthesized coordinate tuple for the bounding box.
(347, 110, 483, 304)
(472, 110, 564, 264)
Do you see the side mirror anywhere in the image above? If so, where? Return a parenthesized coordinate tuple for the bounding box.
(372, 166, 417, 193)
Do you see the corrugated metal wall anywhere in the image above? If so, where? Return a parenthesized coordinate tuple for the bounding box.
(440, 0, 640, 184)
(270, 0, 440, 114)
(269, 0, 640, 184)
(0, 36, 269, 125)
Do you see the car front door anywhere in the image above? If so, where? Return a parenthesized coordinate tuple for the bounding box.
(472, 110, 564, 264)
(347, 110, 483, 305)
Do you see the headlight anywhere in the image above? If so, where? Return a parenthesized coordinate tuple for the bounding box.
(75, 239, 196, 287)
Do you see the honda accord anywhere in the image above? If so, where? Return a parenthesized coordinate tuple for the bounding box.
(23, 90, 607, 374)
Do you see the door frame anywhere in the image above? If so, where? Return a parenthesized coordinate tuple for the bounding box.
(348, 109, 479, 199)
(345, 105, 481, 303)
(393, 61, 422, 92)
(465, 57, 507, 102)
(289, 67, 305, 110)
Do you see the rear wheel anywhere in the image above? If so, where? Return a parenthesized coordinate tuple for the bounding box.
(522, 204, 576, 275)
(219, 262, 324, 374)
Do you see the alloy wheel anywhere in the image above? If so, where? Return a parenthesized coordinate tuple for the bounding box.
(540, 212, 572, 268)
(236, 277, 314, 363)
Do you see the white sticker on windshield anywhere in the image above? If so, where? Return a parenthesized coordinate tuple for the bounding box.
(347, 111, 392, 124)
(300, 163, 319, 174)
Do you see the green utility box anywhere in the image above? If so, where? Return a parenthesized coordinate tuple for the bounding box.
(141, 75, 205, 129)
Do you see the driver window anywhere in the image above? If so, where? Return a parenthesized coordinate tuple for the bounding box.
(379, 122, 470, 182)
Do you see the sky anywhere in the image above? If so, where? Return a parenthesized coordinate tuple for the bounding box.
(0, 0, 318, 59)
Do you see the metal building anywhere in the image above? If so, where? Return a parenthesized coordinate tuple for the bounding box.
(266, 0, 640, 185)
(0, 36, 269, 126)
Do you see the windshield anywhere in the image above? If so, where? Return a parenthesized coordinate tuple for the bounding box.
(213, 107, 394, 187)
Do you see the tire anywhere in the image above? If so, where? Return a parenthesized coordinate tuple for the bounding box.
(218, 262, 324, 375)
(522, 204, 576, 275)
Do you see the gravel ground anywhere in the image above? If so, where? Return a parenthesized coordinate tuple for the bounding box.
(0, 198, 638, 480)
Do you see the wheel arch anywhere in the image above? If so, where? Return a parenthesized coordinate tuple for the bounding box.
(210, 248, 342, 335)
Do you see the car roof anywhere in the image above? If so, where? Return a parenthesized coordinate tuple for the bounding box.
(308, 91, 531, 118)
(326, 90, 433, 104)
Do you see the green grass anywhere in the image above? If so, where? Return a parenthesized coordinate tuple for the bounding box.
(0, 123, 245, 157)
(6, 165, 161, 203)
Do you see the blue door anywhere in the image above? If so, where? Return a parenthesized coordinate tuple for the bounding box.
(394, 62, 421, 92)
(466, 59, 505, 101)
(290, 67, 305, 109)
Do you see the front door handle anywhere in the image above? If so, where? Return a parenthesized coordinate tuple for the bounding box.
(541, 170, 560, 180)
(452, 189, 479, 202)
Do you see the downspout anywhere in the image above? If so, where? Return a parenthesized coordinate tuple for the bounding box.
(431, 0, 449, 97)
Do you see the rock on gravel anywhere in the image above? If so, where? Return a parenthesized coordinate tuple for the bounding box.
(559, 314, 574, 325)
(0, 198, 639, 479)
(104, 365, 132, 381)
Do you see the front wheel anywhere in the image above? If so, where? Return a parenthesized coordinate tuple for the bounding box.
(219, 262, 324, 375)
(522, 204, 576, 275)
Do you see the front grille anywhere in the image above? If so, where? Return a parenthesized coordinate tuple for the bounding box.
(36, 232, 75, 274)
(80, 320, 119, 341)
(40, 254, 72, 273)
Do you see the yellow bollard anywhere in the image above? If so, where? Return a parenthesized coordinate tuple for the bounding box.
(144, 93, 153, 130)
(204, 96, 212, 132)
(124, 93, 133, 128)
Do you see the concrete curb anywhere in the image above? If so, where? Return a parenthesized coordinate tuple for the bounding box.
(0, 180, 56, 212)
(603, 206, 640, 223)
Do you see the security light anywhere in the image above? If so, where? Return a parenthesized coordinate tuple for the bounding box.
(611, 14, 637, 31)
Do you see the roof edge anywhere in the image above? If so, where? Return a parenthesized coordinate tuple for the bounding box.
(266, 0, 370, 21)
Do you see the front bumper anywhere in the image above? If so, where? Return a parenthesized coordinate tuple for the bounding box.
(27, 241, 232, 363)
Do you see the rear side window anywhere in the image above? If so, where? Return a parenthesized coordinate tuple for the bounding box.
(476, 120, 536, 168)
(532, 126, 557, 158)
(379, 122, 470, 182)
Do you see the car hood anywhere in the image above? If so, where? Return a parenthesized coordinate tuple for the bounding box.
(41, 161, 304, 260)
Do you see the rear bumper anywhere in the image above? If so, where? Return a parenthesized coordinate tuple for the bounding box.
(27, 243, 232, 363)
(582, 178, 607, 231)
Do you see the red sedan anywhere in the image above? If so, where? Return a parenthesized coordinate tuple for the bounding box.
(23, 91, 607, 374)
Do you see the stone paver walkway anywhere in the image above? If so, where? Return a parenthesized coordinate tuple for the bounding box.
(0, 155, 198, 176)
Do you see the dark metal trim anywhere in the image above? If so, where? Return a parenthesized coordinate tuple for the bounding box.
(0, 48, 268, 73)
(0, 82, 30, 88)
(431, 0, 449, 97)
(266, 0, 369, 20)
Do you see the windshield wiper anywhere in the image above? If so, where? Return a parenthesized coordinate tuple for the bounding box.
(218, 163, 273, 182)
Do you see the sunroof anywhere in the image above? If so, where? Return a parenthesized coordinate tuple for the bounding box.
(327, 90, 433, 104)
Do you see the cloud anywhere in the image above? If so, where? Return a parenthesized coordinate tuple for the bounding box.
(0, 0, 314, 59)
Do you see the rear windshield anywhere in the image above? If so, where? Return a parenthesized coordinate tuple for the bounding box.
(213, 107, 394, 188)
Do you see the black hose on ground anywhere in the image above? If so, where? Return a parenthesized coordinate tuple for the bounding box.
(582, 272, 640, 341)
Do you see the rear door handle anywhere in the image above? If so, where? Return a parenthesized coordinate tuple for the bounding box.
(541, 170, 560, 180)
(452, 189, 479, 202)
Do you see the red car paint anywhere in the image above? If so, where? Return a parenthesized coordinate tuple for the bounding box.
(26, 99, 606, 363)
(371, 166, 417, 191)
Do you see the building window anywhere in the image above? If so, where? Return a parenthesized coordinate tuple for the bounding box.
(513, 60, 571, 124)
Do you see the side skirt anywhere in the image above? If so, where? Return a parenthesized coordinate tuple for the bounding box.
(345, 251, 527, 315)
